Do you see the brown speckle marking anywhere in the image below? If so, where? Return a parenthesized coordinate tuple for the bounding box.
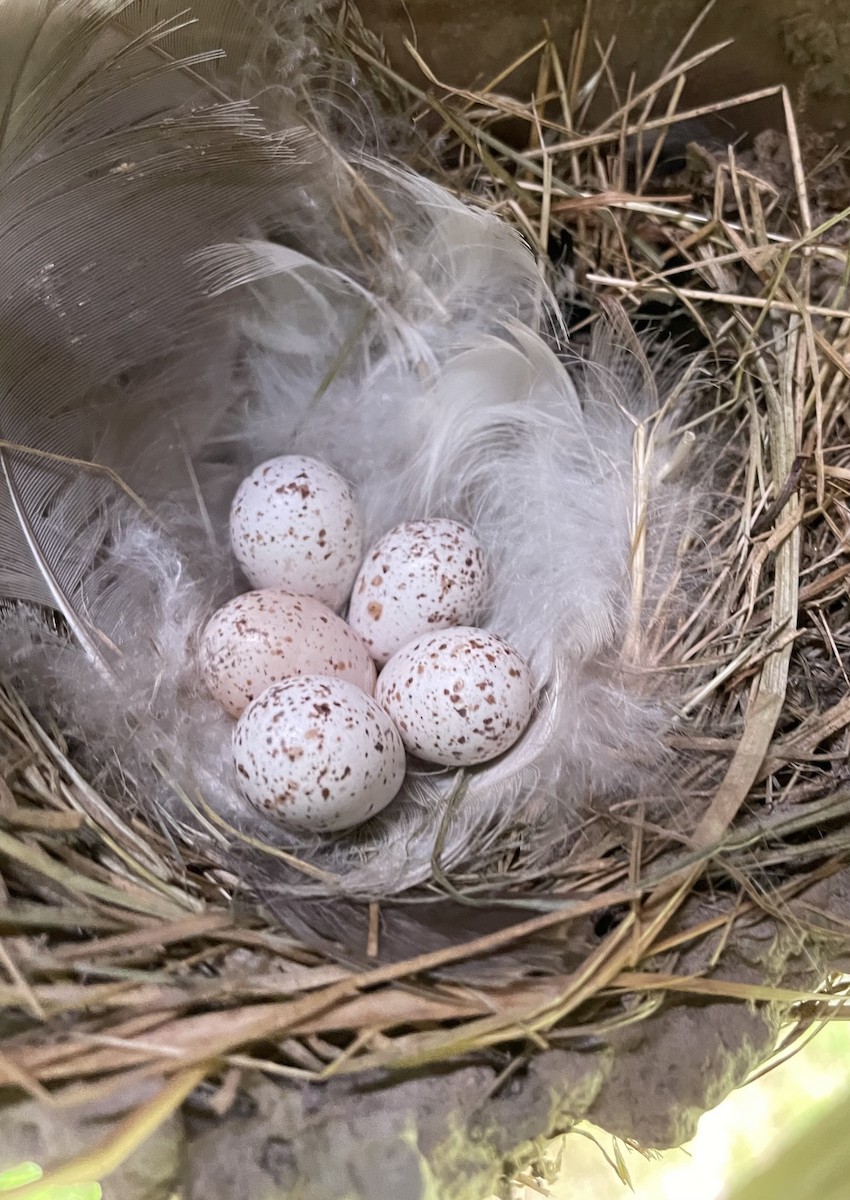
(374, 626, 533, 768)
(231, 675, 405, 834)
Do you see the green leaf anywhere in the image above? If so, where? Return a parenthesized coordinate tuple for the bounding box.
(0, 1163, 102, 1200)
(0, 1165, 43, 1191)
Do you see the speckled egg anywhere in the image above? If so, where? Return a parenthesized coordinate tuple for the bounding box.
(347, 519, 488, 666)
(229, 455, 364, 610)
(233, 675, 406, 833)
(200, 590, 376, 717)
(376, 627, 534, 767)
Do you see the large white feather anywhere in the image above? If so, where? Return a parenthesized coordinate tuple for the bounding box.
(0, 0, 326, 658)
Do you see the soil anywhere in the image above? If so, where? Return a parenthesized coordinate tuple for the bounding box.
(179, 869, 850, 1199)
(358, 0, 850, 138)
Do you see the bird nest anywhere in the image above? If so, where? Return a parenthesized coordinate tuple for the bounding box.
(2, 7, 850, 1199)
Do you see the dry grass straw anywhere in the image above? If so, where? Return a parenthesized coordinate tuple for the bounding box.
(3, 4, 850, 1191)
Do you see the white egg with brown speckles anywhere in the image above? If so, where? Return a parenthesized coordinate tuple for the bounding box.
(200, 590, 376, 717)
(348, 519, 488, 665)
(376, 627, 534, 766)
(230, 455, 363, 609)
(233, 676, 406, 833)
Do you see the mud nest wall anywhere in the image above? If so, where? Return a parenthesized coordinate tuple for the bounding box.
(2, 4, 850, 1200)
(359, 0, 850, 136)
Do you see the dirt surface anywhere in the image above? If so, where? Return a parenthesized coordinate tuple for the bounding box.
(358, 0, 850, 138)
(2, 873, 844, 1200)
(179, 868, 850, 1199)
(0, 1082, 182, 1200)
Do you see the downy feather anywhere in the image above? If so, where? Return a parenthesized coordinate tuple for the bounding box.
(0, 1, 708, 900)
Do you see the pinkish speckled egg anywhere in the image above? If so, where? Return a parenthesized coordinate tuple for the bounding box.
(347, 519, 488, 666)
(200, 590, 376, 717)
(230, 455, 364, 610)
(233, 675, 406, 832)
(376, 627, 534, 767)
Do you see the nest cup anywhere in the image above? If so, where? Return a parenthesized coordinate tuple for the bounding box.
(2, 3, 850, 1198)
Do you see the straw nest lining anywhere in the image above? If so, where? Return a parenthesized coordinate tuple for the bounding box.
(2, 7, 850, 1197)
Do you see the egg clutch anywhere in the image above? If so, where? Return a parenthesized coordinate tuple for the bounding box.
(200, 456, 535, 835)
